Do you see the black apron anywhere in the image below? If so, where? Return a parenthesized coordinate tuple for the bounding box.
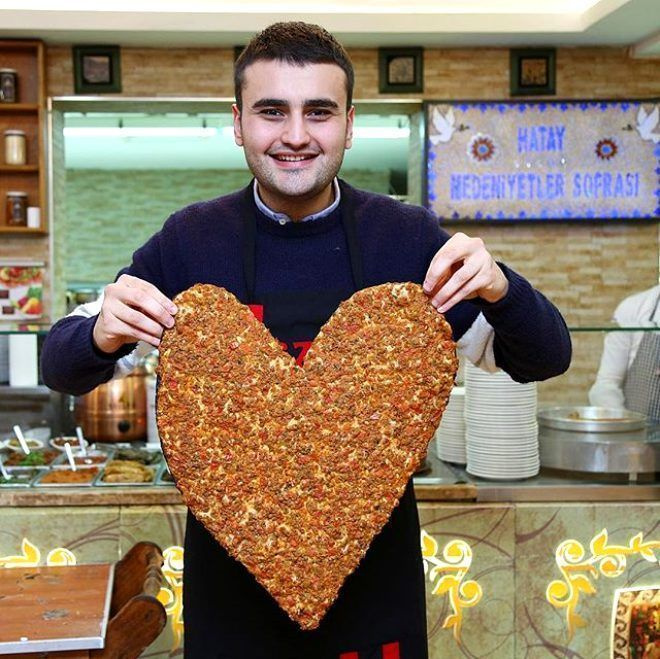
(183, 184, 428, 659)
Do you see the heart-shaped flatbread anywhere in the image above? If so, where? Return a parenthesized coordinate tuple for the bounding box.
(157, 282, 457, 629)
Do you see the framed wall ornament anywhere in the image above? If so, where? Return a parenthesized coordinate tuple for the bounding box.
(73, 45, 121, 94)
(378, 47, 423, 94)
(510, 48, 556, 96)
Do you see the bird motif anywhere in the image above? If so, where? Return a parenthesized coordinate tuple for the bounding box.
(430, 107, 456, 145)
(636, 104, 660, 143)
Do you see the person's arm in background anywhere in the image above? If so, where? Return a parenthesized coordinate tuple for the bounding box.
(587, 292, 643, 409)
(588, 327, 631, 409)
(424, 232, 572, 382)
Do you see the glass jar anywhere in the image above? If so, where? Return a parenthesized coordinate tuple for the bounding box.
(0, 69, 17, 103)
(5, 191, 27, 226)
(4, 130, 26, 165)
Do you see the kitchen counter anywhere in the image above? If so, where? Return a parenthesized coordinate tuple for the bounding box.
(416, 454, 659, 501)
(1, 452, 656, 506)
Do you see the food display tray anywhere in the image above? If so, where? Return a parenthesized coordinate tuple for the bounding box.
(1, 443, 169, 489)
(2, 450, 60, 470)
(32, 467, 101, 487)
(110, 448, 164, 466)
(94, 461, 158, 487)
(52, 449, 113, 469)
(5, 464, 50, 472)
(0, 471, 40, 487)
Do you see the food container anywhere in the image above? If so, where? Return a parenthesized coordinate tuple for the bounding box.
(27, 206, 40, 229)
(75, 370, 147, 442)
(52, 449, 110, 468)
(50, 436, 90, 452)
(6, 191, 27, 226)
(2, 437, 44, 452)
(538, 406, 655, 475)
(34, 467, 99, 487)
(0, 69, 17, 103)
(3, 449, 59, 469)
(96, 459, 156, 486)
(0, 470, 38, 487)
(111, 447, 162, 465)
(4, 130, 26, 165)
(538, 406, 647, 432)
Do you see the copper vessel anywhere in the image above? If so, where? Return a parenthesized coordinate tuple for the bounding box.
(75, 370, 147, 442)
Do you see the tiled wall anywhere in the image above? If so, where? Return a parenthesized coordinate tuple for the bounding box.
(60, 168, 390, 287)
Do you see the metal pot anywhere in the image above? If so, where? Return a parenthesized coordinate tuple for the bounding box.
(75, 370, 147, 442)
(537, 406, 655, 475)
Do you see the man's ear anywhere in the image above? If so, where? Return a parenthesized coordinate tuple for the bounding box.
(232, 103, 243, 146)
(345, 106, 355, 149)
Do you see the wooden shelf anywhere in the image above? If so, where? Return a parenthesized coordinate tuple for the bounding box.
(0, 103, 38, 113)
(0, 226, 47, 235)
(0, 165, 39, 173)
(0, 40, 46, 234)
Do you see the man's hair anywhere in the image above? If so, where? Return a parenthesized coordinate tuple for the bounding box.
(234, 22, 354, 111)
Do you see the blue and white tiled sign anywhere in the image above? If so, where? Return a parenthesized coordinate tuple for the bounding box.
(425, 101, 660, 221)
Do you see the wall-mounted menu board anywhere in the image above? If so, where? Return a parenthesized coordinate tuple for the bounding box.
(425, 100, 660, 222)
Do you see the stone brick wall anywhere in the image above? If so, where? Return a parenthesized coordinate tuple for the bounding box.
(40, 44, 660, 404)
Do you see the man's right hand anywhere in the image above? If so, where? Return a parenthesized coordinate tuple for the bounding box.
(92, 274, 177, 354)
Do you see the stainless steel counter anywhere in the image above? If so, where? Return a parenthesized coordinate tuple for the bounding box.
(413, 452, 659, 502)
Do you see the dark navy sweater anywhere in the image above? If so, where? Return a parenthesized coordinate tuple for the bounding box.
(41, 182, 571, 394)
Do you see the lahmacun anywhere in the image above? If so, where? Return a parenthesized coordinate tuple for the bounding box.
(157, 282, 457, 629)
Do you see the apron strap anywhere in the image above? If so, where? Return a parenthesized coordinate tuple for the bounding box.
(338, 181, 365, 292)
(240, 185, 257, 302)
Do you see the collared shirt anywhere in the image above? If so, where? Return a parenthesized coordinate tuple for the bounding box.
(252, 178, 341, 225)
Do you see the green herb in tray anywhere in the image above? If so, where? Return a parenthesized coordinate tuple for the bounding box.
(4, 449, 58, 467)
(19, 452, 47, 466)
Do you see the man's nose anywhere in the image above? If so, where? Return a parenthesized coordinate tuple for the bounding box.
(281, 115, 310, 148)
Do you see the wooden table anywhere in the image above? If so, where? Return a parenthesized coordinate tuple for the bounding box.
(0, 564, 114, 656)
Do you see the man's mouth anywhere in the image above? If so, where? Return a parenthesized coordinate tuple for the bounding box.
(271, 154, 316, 162)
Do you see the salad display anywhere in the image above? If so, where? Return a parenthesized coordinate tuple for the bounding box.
(0, 263, 44, 318)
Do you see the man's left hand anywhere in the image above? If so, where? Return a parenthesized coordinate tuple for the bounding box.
(423, 232, 509, 313)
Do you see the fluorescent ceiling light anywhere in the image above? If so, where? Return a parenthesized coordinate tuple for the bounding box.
(63, 126, 218, 137)
(64, 126, 409, 139)
(353, 127, 410, 139)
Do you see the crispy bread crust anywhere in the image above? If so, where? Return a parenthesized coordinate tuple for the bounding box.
(157, 282, 457, 629)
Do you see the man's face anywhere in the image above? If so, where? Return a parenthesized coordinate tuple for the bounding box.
(233, 60, 354, 217)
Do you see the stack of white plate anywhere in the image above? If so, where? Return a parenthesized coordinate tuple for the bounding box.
(435, 386, 466, 464)
(464, 362, 539, 479)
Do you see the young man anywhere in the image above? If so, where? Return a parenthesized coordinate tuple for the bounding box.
(42, 22, 571, 659)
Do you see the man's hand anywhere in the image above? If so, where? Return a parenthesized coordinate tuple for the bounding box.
(423, 232, 509, 313)
(92, 274, 177, 354)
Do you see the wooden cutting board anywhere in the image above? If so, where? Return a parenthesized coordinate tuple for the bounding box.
(0, 564, 113, 655)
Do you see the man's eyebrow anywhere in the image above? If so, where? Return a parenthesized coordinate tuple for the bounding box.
(304, 99, 339, 109)
(250, 98, 340, 110)
(252, 98, 288, 109)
